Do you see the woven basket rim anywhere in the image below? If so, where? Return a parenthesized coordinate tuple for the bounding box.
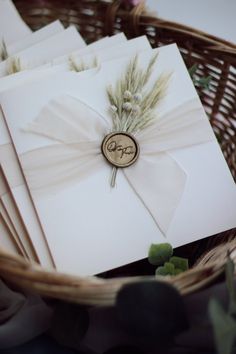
(140, 13, 236, 51)
(0, 234, 235, 305)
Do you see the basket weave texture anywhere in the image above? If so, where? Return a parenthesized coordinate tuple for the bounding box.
(0, 0, 235, 306)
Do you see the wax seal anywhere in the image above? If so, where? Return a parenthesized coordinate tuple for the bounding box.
(102, 132, 139, 168)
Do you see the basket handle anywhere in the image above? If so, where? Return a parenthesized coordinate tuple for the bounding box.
(104, 0, 122, 36)
(104, 0, 146, 36)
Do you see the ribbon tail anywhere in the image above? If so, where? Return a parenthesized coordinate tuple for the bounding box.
(123, 153, 187, 235)
(20, 142, 104, 198)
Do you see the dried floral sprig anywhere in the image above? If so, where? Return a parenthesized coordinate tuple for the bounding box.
(6, 57, 23, 75)
(69, 55, 98, 72)
(0, 39, 8, 61)
(107, 53, 171, 134)
(106, 54, 171, 186)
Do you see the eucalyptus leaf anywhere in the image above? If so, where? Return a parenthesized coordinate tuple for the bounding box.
(148, 243, 173, 266)
(209, 298, 236, 354)
(197, 76, 211, 89)
(155, 266, 171, 276)
(169, 256, 189, 272)
(164, 262, 175, 273)
(188, 64, 198, 79)
(188, 64, 211, 89)
(173, 268, 183, 276)
(156, 262, 175, 276)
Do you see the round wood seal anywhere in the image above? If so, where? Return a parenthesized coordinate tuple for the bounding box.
(102, 132, 139, 168)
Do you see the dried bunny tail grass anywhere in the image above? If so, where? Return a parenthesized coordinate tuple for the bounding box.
(69, 55, 98, 72)
(107, 53, 171, 133)
(6, 57, 23, 75)
(0, 39, 8, 61)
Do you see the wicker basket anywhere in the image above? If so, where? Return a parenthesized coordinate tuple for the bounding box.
(0, 0, 235, 306)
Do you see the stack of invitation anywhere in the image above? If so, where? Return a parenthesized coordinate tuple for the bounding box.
(0, 0, 235, 276)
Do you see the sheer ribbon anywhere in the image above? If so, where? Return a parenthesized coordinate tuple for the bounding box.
(20, 95, 214, 234)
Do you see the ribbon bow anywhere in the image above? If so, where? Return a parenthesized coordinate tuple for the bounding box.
(21, 95, 214, 234)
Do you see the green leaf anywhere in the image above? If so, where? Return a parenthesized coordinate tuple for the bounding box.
(198, 76, 211, 89)
(148, 243, 173, 266)
(156, 262, 179, 276)
(155, 266, 171, 276)
(164, 262, 175, 273)
(209, 298, 236, 354)
(169, 256, 189, 271)
(173, 268, 183, 276)
(188, 64, 211, 89)
(225, 257, 236, 316)
(188, 64, 198, 79)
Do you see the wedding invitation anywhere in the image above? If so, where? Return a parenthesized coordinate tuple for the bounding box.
(0, 213, 22, 255)
(49, 36, 151, 71)
(0, 166, 37, 261)
(0, 0, 31, 45)
(0, 35, 150, 268)
(0, 26, 85, 77)
(2, 44, 236, 276)
(6, 20, 64, 56)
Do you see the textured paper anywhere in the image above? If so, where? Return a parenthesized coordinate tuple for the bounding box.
(0, 35, 151, 268)
(0, 0, 31, 45)
(48, 36, 151, 70)
(0, 26, 85, 77)
(0, 201, 25, 256)
(0, 167, 37, 261)
(0, 213, 21, 255)
(7, 20, 64, 55)
(3, 45, 235, 276)
(45, 32, 129, 67)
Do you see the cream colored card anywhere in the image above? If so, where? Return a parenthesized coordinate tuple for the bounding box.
(50, 36, 151, 70)
(6, 20, 64, 55)
(0, 0, 31, 45)
(0, 200, 25, 256)
(0, 166, 37, 261)
(52, 32, 128, 64)
(2, 44, 236, 276)
(0, 212, 22, 255)
(0, 26, 85, 77)
(0, 35, 152, 269)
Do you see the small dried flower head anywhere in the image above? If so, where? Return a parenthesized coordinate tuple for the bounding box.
(133, 92, 142, 102)
(123, 90, 132, 100)
(110, 105, 117, 113)
(132, 104, 141, 114)
(122, 102, 132, 111)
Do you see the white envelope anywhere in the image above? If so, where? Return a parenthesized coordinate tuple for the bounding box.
(0, 35, 151, 268)
(6, 20, 64, 55)
(2, 44, 235, 276)
(49, 36, 151, 70)
(56, 32, 128, 64)
(0, 212, 21, 255)
(0, 26, 85, 77)
(0, 0, 31, 45)
(0, 166, 37, 260)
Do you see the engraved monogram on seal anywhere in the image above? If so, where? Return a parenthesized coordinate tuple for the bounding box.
(101, 132, 139, 168)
